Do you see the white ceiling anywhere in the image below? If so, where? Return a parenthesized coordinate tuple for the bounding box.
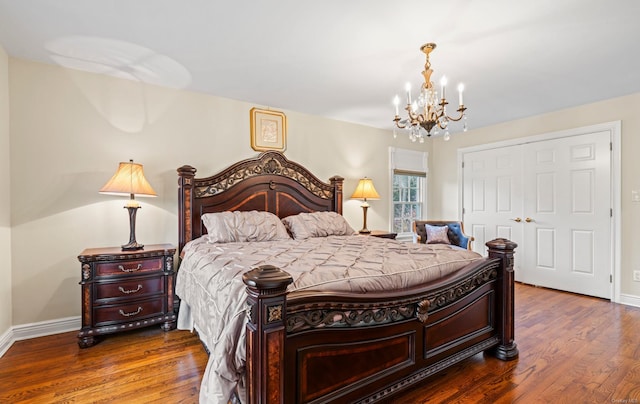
(1, 0, 639, 134)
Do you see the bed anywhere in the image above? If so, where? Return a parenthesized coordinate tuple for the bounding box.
(175, 151, 518, 404)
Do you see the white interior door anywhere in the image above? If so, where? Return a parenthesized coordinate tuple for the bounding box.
(520, 132, 611, 298)
(462, 131, 612, 299)
(462, 145, 523, 257)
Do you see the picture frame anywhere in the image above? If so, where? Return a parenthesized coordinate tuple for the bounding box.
(250, 107, 287, 152)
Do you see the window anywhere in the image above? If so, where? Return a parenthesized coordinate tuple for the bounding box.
(392, 173, 424, 234)
(389, 147, 428, 240)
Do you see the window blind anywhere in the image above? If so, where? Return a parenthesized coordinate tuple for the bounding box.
(389, 147, 428, 174)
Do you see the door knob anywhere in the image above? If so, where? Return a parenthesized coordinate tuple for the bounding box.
(525, 217, 533, 223)
(511, 217, 522, 222)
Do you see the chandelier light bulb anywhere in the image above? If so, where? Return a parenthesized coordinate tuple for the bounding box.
(393, 95, 400, 115)
(457, 83, 465, 105)
(440, 76, 447, 99)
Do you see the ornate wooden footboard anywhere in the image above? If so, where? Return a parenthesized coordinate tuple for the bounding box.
(177, 151, 518, 403)
(243, 239, 517, 403)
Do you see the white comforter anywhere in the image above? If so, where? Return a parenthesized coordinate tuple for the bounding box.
(175, 235, 482, 403)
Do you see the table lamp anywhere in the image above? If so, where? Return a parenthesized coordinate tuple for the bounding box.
(350, 177, 380, 234)
(100, 159, 157, 250)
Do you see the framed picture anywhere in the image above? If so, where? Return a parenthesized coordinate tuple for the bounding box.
(250, 107, 287, 152)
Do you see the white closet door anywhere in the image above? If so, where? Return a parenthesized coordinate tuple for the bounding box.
(521, 131, 611, 298)
(462, 130, 612, 299)
(462, 145, 524, 258)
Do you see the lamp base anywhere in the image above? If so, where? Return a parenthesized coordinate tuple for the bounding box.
(358, 204, 371, 234)
(122, 205, 144, 251)
(121, 241, 144, 251)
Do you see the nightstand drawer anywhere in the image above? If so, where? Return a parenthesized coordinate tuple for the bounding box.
(96, 257, 163, 277)
(95, 276, 164, 301)
(94, 298, 165, 326)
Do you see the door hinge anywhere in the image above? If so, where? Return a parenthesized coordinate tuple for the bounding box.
(610, 208, 613, 218)
(462, 161, 465, 168)
(610, 142, 613, 151)
(610, 274, 613, 283)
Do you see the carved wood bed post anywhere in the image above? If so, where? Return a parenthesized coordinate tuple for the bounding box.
(177, 165, 197, 253)
(487, 238, 519, 361)
(243, 265, 294, 404)
(329, 175, 344, 215)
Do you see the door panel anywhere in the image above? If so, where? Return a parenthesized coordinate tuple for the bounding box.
(535, 227, 555, 269)
(572, 230, 594, 274)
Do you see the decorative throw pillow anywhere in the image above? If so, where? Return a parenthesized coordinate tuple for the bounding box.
(202, 211, 291, 243)
(425, 224, 451, 245)
(282, 211, 357, 240)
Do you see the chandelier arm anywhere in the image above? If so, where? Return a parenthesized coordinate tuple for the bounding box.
(393, 117, 408, 129)
(444, 106, 467, 122)
(406, 105, 420, 125)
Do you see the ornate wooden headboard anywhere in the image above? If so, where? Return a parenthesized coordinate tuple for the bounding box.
(177, 151, 344, 253)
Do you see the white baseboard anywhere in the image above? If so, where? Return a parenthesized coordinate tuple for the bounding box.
(619, 293, 640, 308)
(0, 328, 12, 358)
(0, 316, 81, 358)
(12, 316, 81, 341)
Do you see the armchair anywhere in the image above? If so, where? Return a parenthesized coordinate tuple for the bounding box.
(413, 220, 474, 250)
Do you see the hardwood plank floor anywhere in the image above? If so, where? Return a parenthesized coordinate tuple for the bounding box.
(1, 283, 639, 403)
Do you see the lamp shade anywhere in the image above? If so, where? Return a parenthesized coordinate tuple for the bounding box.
(100, 160, 157, 199)
(350, 177, 380, 200)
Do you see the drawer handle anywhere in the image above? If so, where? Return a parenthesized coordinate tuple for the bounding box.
(118, 263, 142, 273)
(118, 285, 143, 294)
(119, 307, 143, 317)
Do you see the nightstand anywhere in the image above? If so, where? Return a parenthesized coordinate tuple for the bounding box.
(77, 244, 177, 348)
(368, 230, 398, 239)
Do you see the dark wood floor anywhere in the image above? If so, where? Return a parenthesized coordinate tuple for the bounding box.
(1, 283, 639, 403)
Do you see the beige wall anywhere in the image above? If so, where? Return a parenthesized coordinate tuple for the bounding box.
(0, 45, 11, 335)
(8, 58, 427, 325)
(428, 93, 640, 299)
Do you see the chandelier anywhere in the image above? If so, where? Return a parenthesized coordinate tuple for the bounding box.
(393, 43, 467, 142)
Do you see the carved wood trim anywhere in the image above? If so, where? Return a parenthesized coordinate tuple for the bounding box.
(194, 152, 337, 200)
(423, 263, 498, 315)
(286, 263, 499, 333)
(287, 305, 416, 333)
(82, 263, 91, 280)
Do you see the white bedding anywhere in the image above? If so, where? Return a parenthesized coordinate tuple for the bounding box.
(175, 235, 482, 403)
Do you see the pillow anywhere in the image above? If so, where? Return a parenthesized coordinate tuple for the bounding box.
(202, 211, 291, 243)
(425, 224, 451, 245)
(282, 211, 357, 240)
